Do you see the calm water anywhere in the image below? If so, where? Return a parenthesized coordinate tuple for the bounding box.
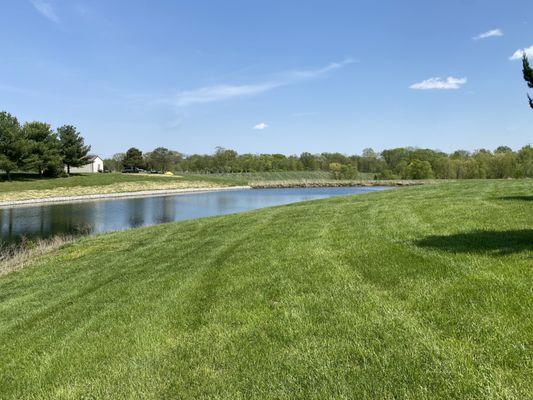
(0, 187, 387, 243)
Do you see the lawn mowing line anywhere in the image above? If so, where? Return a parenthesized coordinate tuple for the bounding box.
(0, 220, 220, 334)
(173, 208, 288, 331)
(44, 210, 290, 398)
(316, 220, 497, 397)
(275, 203, 488, 397)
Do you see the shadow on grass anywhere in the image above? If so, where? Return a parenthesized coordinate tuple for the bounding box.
(497, 195, 533, 202)
(416, 230, 533, 255)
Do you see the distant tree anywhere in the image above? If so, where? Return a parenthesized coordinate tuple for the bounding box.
(403, 159, 434, 180)
(340, 164, 358, 179)
(329, 162, 342, 179)
(523, 54, 533, 109)
(57, 125, 91, 175)
(113, 153, 125, 169)
(0, 112, 28, 180)
(494, 146, 513, 154)
(490, 151, 517, 178)
(517, 145, 533, 177)
(146, 147, 183, 172)
(123, 147, 144, 169)
(212, 147, 238, 172)
(102, 153, 124, 172)
(450, 150, 470, 160)
(23, 121, 62, 176)
(300, 152, 318, 171)
(358, 148, 384, 173)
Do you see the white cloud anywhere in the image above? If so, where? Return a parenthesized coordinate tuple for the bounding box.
(473, 29, 503, 40)
(173, 59, 354, 107)
(175, 83, 280, 107)
(410, 77, 467, 90)
(510, 45, 533, 60)
(253, 122, 268, 130)
(30, 0, 59, 23)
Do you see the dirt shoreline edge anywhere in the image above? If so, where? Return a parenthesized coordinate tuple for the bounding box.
(249, 180, 429, 189)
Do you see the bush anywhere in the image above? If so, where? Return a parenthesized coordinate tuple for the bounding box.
(402, 160, 434, 180)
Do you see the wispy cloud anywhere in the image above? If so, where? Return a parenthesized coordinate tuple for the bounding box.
(410, 77, 467, 90)
(473, 29, 503, 40)
(253, 122, 268, 130)
(173, 59, 354, 107)
(30, 0, 59, 23)
(510, 45, 533, 60)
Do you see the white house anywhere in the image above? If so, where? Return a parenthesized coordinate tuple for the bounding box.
(68, 155, 104, 173)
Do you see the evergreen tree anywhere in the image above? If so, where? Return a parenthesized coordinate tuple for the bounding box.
(0, 112, 28, 181)
(58, 125, 91, 175)
(23, 122, 62, 176)
(523, 54, 533, 109)
(123, 147, 144, 169)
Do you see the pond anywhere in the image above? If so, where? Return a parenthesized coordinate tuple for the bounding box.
(0, 187, 387, 243)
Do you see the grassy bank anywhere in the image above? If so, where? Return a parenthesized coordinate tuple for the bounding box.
(0, 180, 532, 399)
(0, 173, 240, 202)
(185, 170, 374, 182)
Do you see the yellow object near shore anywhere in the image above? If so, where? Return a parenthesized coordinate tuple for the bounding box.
(164, 171, 174, 176)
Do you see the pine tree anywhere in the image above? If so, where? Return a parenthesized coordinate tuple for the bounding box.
(123, 147, 144, 169)
(0, 112, 28, 181)
(58, 125, 91, 175)
(23, 122, 62, 177)
(523, 54, 533, 109)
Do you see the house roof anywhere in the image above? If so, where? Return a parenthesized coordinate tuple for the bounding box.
(86, 155, 101, 162)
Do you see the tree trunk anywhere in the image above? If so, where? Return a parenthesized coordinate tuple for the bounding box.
(7, 170, 11, 182)
(67, 164, 70, 175)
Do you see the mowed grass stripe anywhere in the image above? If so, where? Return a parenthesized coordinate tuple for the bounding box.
(0, 180, 531, 399)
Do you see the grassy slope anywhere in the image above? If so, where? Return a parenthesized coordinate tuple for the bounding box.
(186, 170, 375, 182)
(0, 180, 532, 399)
(0, 173, 242, 202)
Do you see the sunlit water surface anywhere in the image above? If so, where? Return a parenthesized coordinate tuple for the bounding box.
(0, 187, 388, 243)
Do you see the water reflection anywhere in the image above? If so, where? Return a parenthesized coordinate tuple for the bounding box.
(0, 187, 387, 243)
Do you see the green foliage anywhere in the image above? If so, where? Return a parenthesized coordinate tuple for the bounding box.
(402, 159, 434, 179)
(517, 145, 533, 177)
(329, 162, 358, 180)
(0, 181, 531, 398)
(22, 121, 62, 177)
(58, 125, 91, 174)
(329, 162, 343, 179)
(0, 112, 28, 180)
(144, 147, 182, 172)
(122, 147, 144, 169)
(114, 145, 533, 180)
(523, 54, 533, 108)
(0, 111, 92, 177)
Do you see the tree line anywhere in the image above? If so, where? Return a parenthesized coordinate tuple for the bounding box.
(106, 145, 533, 180)
(0, 111, 91, 180)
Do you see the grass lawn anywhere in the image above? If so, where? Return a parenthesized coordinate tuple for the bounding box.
(0, 173, 242, 202)
(0, 180, 532, 399)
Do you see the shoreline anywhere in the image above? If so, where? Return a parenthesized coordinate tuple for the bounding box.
(249, 180, 429, 189)
(0, 180, 429, 208)
(0, 186, 251, 208)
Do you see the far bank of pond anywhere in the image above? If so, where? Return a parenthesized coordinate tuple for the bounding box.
(0, 187, 389, 243)
(249, 180, 427, 188)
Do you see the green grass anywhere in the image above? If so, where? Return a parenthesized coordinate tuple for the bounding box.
(0, 172, 241, 192)
(0, 173, 244, 202)
(186, 170, 375, 182)
(0, 180, 532, 399)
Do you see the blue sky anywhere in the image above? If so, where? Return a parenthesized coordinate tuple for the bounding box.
(1, 0, 532, 157)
